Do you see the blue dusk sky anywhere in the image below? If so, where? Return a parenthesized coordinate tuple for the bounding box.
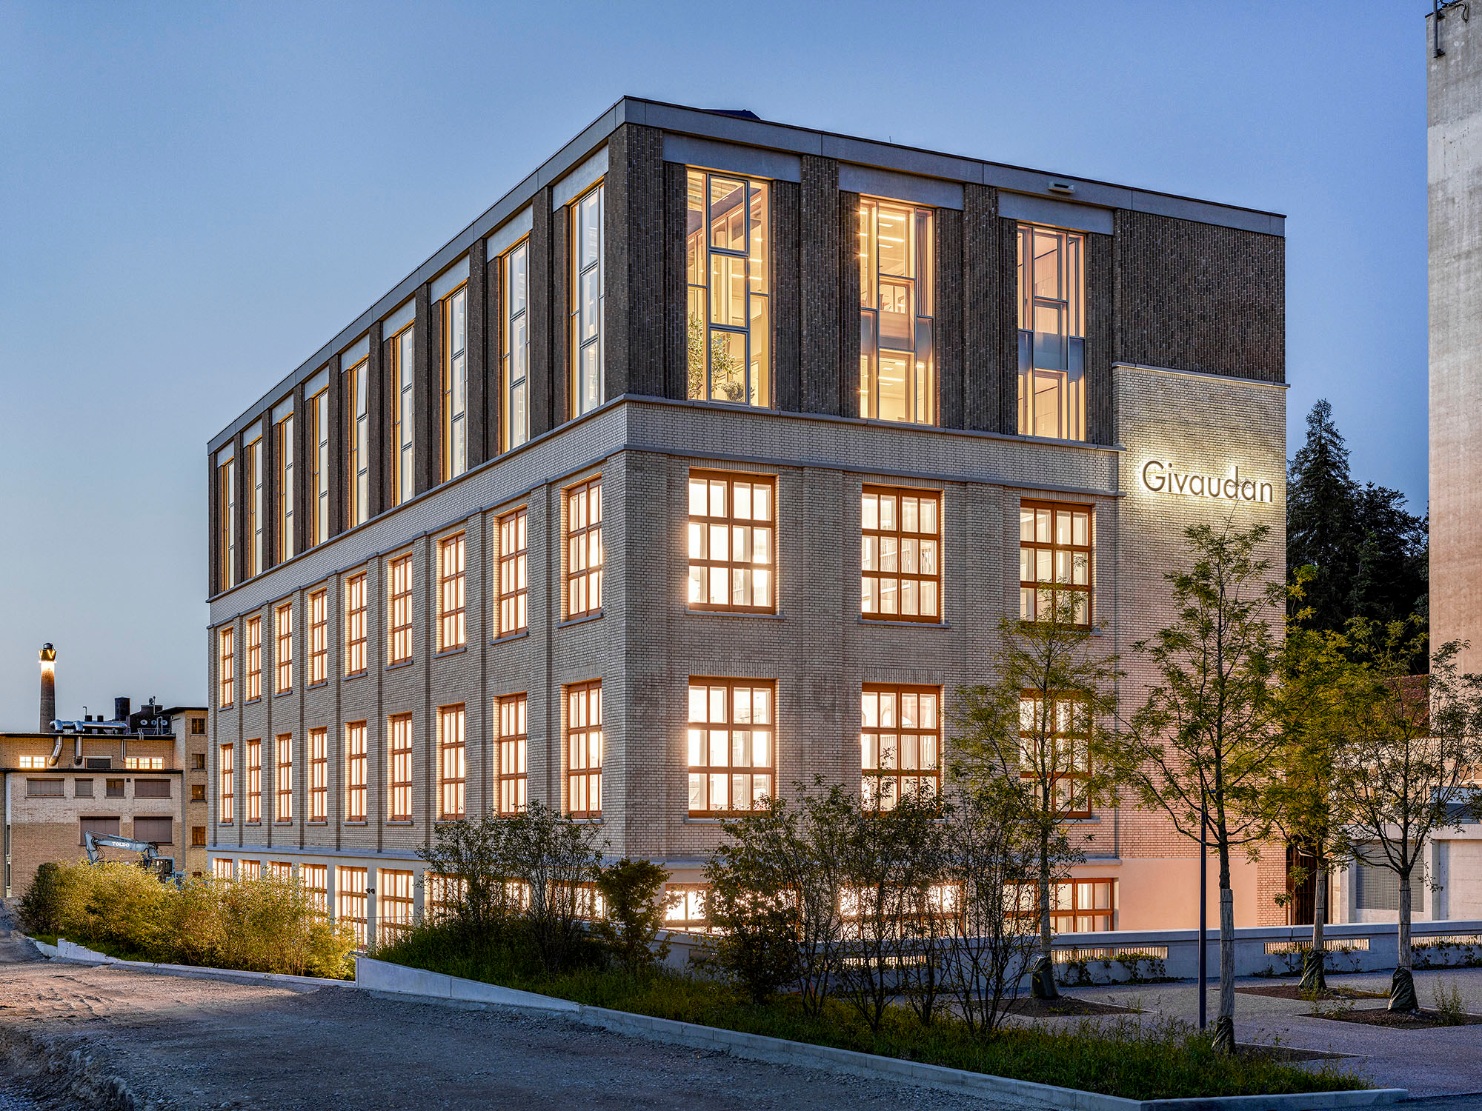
(0, 1, 1427, 724)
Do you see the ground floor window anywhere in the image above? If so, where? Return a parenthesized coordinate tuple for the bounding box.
(1048, 878, 1116, 933)
(426, 873, 466, 923)
(664, 885, 710, 932)
(240, 859, 262, 880)
(378, 868, 415, 944)
(337, 866, 368, 947)
(211, 857, 235, 881)
(302, 863, 328, 917)
(268, 861, 293, 881)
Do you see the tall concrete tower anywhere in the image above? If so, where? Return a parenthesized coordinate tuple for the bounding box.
(1429, 3, 1482, 674)
(39, 643, 56, 733)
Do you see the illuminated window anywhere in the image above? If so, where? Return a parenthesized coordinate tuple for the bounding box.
(497, 694, 528, 816)
(858, 198, 935, 424)
(124, 757, 165, 771)
(276, 410, 295, 562)
(862, 487, 940, 622)
(191, 784, 206, 801)
(246, 432, 264, 577)
(18, 755, 47, 770)
(387, 554, 414, 665)
(570, 184, 604, 417)
(345, 572, 368, 675)
(308, 588, 328, 685)
(565, 682, 602, 818)
(442, 284, 468, 480)
(345, 721, 367, 823)
(426, 873, 466, 922)
(390, 324, 416, 507)
(245, 739, 262, 823)
(438, 704, 466, 821)
(1019, 502, 1092, 626)
(241, 859, 261, 881)
(687, 679, 774, 815)
(565, 478, 603, 618)
(346, 358, 370, 528)
(308, 385, 329, 546)
(268, 860, 293, 881)
(338, 865, 368, 947)
(437, 533, 466, 652)
(1017, 225, 1085, 441)
(378, 868, 415, 944)
(302, 863, 328, 917)
(497, 507, 528, 637)
(861, 686, 941, 810)
(687, 472, 774, 612)
(218, 626, 235, 708)
(217, 447, 236, 589)
(501, 240, 530, 451)
(664, 886, 710, 932)
(308, 727, 328, 823)
(686, 170, 770, 406)
(212, 857, 235, 881)
(274, 602, 293, 694)
(1019, 694, 1091, 818)
(245, 617, 262, 702)
(275, 733, 293, 823)
(219, 744, 234, 824)
(388, 713, 413, 822)
(1048, 878, 1115, 933)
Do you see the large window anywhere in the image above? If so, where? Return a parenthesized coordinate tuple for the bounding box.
(1019, 502, 1092, 626)
(687, 679, 774, 815)
(442, 285, 468, 481)
(1048, 878, 1115, 933)
(861, 686, 941, 809)
(217, 449, 236, 588)
(686, 170, 770, 407)
(338, 866, 368, 947)
(275, 733, 293, 823)
(566, 478, 603, 618)
(862, 487, 940, 622)
(308, 588, 328, 685)
(245, 738, 262, 823)
(565, 682, 602, 818)
(302, 862, 328, 917)
(308, 727, 328, 823)
(501, 240, 530, 451)
(687, 472, 774, 612)
(498, 693, 528, 816)
(308, 385, 329, 546)
(276, 411, 295, 562)
(438, 704, 466, 821)
(497, 507, 528, 637)
(437, 533, 466, 652)
(245, 616, 262, 702)
(390, 324, 416, 507)
(379, 868, 415, 944)
(1017, 225, 1085, 441)
(345, 571, 368, 675)
(1019, 694, 1091, 818)
(388, 713, 413, 822)
(346, 358, 370, 528)
(274, 602, 293, 694)
(246, 433, 263, 577)
(571, 184, 604, 417)
(345, 721, 367, 823)
(219, 744, 234, 824)
(218, 626, 235, 708)
(387, 554, 414, 664)
(858, 198, 935, 424)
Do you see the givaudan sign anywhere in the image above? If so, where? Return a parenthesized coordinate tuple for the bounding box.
(1140, 460, 1274, 504)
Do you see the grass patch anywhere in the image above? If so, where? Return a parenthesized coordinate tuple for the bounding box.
(377, 922, 1369, 1101)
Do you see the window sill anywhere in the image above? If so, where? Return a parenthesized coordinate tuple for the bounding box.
(687, 608, 784, 620)
(559, 612, 603, 629)
(434, 818, 466, 825)
(492, 630, 530, 645)
(344, 820, 368, 826)
(858, 616, 948, 629)
(308, 680, 329, 690)
(275, 689, 294, 698)
(387, 820, 413, 826)
(386, 659, 414, 672)
(568, 816, 603, 823)
(344, 670, 367, 682)
(274, 820, 293, 826)
(435, 645, 468, 659)
(219, 704, 235, 712)
(246, 697, 262, 706)
(308, 819, 328, 826)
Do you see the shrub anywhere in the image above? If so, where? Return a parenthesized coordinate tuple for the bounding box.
(594, 858, 670, 974)
(17, 862, 64, 936)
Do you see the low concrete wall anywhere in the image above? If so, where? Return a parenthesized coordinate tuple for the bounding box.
(355, 957, 579, 1013)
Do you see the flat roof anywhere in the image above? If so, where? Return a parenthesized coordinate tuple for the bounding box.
(209, 95, 1286, 452)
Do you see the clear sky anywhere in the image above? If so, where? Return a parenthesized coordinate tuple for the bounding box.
(0, 0, 1428, 727)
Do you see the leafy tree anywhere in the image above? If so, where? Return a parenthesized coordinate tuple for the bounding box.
(1096, 521, 1284, 1052)
(594, 857, 671, 975)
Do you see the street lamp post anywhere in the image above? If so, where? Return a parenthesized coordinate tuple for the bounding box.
(1198, 792, 1208, 1031)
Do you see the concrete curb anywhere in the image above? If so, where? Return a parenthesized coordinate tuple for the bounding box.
(31, 936, 353, 991)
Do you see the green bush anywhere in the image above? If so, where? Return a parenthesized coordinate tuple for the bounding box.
(17, 862, 65, 936)
(594, 858, 670, 974)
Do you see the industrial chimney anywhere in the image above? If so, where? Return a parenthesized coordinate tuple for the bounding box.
(39, 643, 56, 733)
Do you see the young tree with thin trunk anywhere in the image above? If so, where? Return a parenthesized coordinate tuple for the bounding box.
(1096, 521, 1284, 1053)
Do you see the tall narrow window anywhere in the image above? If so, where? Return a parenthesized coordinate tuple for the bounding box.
(308, 727, 327, 823)
(1020, 693, 1091, 818)
(308, 588, 328, 685)
(1019, 502, 1092, 626)
(390, 325, 416, 506)
(276, 411, 295, 562)
(687, 472, 774, 612)
(859, 198, 935, 424)
(388, 554, 414, 664)
(501, 241, 530, 451)
(442, 285, 468, 480)
(861, 686, 941, 810)
(497, 507, 529, 637)
(218, 626, 235, 709)
(274, 602, 293, 694)
(388, 713, 413, 822)
(497, 693, 528, 816)
(566, 478, 603, 618)
(565, 682, 602, 818)
(437, 533, 466, 651)
(309, 386, 329, 545)
(246, 433, 264, 577)
(345, 571, 368, 675)
(378, 868, 415, 945)
(302, 862, 328, 916)
(219, 743, 234, 824)
(861, 487, 941, 622)
(346, 359, 370, 527)
(686, 170, 770, 407)
(217, 448, 236, 589)
(345, 721, 367, 822)
(687, 679, 774, 815)
(246, 738, 262, 823)
(338, 866, 368, 947)
(570, 184, 604, 416)
(1017, 225, 1085, 441)
(245, 616, 262, 701)
(438, 704, 466, 821)
(275, 733, 293, 823)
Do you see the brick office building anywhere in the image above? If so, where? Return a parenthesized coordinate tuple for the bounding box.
(205, 98, 1290, 944)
